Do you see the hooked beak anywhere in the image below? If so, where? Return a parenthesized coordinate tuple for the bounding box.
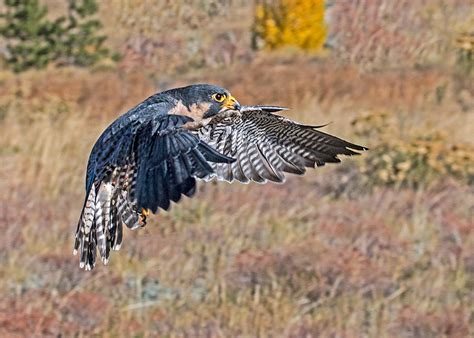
(221, 95, 241, 111)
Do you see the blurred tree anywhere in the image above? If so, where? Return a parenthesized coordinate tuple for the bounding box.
(252, 0, 327, 51)
(0, 0, 57, 72)
(58, 0, 109, 67)
(0, 0, 109, 72)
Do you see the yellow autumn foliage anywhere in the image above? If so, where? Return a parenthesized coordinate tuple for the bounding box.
(253, 0, 327, 51)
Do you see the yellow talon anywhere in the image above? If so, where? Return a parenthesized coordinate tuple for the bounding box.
(141, 208, 150, 216)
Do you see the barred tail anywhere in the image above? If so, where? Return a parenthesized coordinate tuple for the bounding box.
(74, 180, 146, 270)
(73, 185, 97, 270)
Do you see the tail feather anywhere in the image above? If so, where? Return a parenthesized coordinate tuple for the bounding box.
(74, 179, 127, 269)
(117, 190, 141, 229)
(74, 173, 144, 269)
(95, 182, 113, 264)
(74, 186, 97, 270)
(112, 218, 123, 251)
(108, 193, 122, 251)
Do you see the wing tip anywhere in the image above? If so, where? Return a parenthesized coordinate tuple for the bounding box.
(304, 123, 369, 152)
(347, 144, 369, 153)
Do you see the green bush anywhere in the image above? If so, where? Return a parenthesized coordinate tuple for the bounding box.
(0, 0, 109, 72)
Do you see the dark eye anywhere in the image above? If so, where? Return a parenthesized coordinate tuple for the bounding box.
(212, 93, 226, 102)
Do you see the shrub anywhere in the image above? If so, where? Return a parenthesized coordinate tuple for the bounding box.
(455, 32, 473, 76)
(352, 113, 474, 188)
(252, 0, 327, 51)
(0, 0, 109, 72)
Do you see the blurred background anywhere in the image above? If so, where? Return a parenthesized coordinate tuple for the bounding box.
(0, 0, 472, 336)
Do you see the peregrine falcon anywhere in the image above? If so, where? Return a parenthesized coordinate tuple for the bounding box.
(74, 84, 367, 270)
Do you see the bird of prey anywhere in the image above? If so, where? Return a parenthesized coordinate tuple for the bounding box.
(74, 84, 367, 270)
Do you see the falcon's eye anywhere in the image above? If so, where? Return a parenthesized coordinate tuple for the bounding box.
(212, 93, 226, 103)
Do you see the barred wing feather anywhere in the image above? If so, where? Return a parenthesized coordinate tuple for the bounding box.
(198, 106, 367, 184)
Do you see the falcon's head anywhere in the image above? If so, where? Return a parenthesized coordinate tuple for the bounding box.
(166, 84, 241, 120)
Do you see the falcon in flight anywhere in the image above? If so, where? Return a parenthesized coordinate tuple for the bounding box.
(74, 84, 367, 270)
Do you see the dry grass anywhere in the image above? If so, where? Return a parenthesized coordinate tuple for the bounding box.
(327, 0, 473, 70)
(0, 60, 472, 337)
(0, 1, 473, 337)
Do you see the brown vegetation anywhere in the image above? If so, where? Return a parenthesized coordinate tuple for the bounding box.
(0, 0, 472, 336)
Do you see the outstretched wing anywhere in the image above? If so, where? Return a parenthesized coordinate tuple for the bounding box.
(74, 101, 234, 270)
(198, 106, 367, 184)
